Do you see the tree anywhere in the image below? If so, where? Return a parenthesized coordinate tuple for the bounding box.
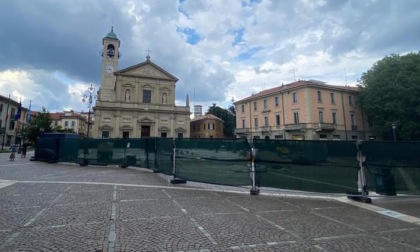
(207, 104, 236, 138)
(358, 52, 420, 140)
(24, 107, 53, 143)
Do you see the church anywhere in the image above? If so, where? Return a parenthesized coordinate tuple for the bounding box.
(92, 28, 191, 139)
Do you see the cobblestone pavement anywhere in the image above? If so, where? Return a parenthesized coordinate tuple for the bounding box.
(1, 152, 420, 251)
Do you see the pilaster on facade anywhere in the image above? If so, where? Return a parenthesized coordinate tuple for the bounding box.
(234, 80, 374, 141)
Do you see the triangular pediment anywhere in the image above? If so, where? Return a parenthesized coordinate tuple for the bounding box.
(137, 116, 155, 124)
(115, 60, 178, 81)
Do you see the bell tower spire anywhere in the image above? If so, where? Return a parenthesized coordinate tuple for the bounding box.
(100, 27, 121, 101)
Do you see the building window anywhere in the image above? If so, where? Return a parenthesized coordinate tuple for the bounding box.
(350, 113, 356, 126)
(333, 135, 340, 140)
(274, 135, 283, 139)
(263, 99, 267, 109)
(293, 112, 299, 124)
(276, 115, 280, 126)
(161, 132, 167, 138)
(241, 104, 244, 113)
(0, 103, 3, 113)
(143, 90, 151, 103)
(292, 92, 298, 103)
(177, 133, 184, 138)
(254, 118, 258, 128)
(242, 119, 245, 128)
(9, 121, 15, 130)
(54, 121, 58, 126)
(317, 91, 322, 102)
(352, 135, 358, 140)
(64, 121, 68, 127)
(71, 121, 75, 127)
(253, 101, 257, 111)
(331, 93, 335, 104)
(122, 132, 129, 138)
(203, 124, 206, 130)
(275, 97, 279, 107)
(102, 131, 109, 138)
(0, 120, 2, 128)
(332, 112, 337, 125)
(349, 95, 353, 105)
(320, 134, 327, 140)
(125, 90, 131, 101)
(162, 92, 167, 104)
(264, 116, 268, 126)
(208, 124, 215, 130)
(319, 111, 324, 123)
(10, 108, 15, 118)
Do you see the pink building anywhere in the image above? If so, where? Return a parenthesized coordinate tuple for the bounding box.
(234, 80, 374, 141)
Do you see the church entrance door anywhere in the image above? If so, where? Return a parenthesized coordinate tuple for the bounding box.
(141, 126, 151, 137)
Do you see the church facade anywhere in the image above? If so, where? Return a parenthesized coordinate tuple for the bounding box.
(92, 28, 190, 139)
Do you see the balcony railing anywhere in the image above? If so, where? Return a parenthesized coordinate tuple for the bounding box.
(234, 128, 249, 135)
(315, 123, 336, 132)
(260, 126, 271, 133)
(284, 123, 306, 131)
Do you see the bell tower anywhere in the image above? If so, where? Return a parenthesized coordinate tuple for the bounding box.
(100, 27, 120, 101)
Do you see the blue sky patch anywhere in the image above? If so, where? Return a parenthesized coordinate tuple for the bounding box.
(235, 46, 262, 61)
(177, 27, 201, 45)
(232, 28, 245, 46)
(242, 0, 262, 7)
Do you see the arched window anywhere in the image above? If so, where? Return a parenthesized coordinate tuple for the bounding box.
(162, 92, 167, 104)
(125, 90, 131, 101)
(107, 44, 115, 58)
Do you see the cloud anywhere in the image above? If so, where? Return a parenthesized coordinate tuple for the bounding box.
(0, 0, 419, 114)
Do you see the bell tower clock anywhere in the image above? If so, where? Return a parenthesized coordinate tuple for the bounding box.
(99, 27, 120, 101)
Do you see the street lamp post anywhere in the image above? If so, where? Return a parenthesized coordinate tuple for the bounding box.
(82, 84, 97, 138)
(392, 123, 396, 141)
(81, 84, 97, 166)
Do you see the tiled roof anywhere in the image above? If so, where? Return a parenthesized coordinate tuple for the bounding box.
(50, 112, 83, 119)
(191, 113, 224, 123)
(234, 80, 359, 104)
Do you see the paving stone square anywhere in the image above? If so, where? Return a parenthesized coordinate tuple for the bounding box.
(312, 207, 418, 232)
(117, 187, 169, 201)
(0, 156, 419, 251)
(175, 197, 249, 216)
(118, 199, 184, 220)
(258, 210, 362, 239)
(0, 223, 108, 252)
(193, 213, 298, 247)
(29, 202, 113, 227)
(224, 194, 300, 212)
(115, 217, 215, 252)
(315, 234, 419, 252)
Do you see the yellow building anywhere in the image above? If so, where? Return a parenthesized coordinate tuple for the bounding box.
(234, 80, 374, 141)
(0, 95, 30, 147)
(190, 114, 224, 138)
(50, 111, 88, 136)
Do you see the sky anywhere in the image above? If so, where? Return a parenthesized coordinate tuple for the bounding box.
(0, 0, 419, 114)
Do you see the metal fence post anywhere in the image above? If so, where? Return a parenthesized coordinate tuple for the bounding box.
(171, 137, 186, 184)
(250, 147, 259, 195)
(172, 138, 176, 176)
(348, 140, 371, 203)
